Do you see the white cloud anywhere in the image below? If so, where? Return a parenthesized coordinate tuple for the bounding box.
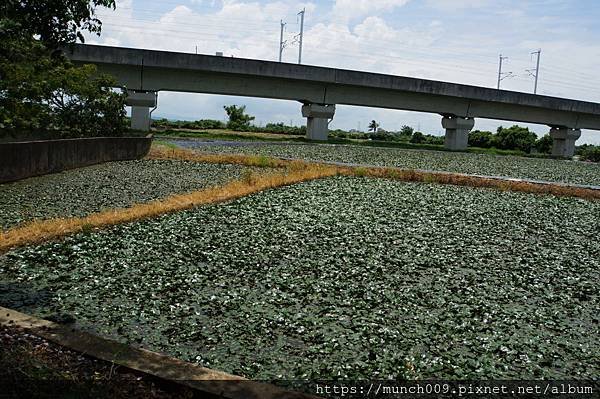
(425, 0, 491, 10)
(332, 0, 410, 22)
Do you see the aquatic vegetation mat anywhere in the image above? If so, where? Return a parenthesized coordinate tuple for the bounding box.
(0, 160, 259, 230)
(0, 177, 598, 380)
(151, 143, 600, 201)
(171, 140, 600, 186)
(0, 162, 335, 253)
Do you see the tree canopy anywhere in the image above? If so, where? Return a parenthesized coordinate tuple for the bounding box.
(494, 125, 538, 153)
(224, 105, 255, 130)
(368, 120, 379, 132)
(1, 0, 115, 46)
(0, 0, 126, 140)
(399, 125, 414, 137)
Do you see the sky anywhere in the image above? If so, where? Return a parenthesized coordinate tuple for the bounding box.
(87, 0, 600, 144)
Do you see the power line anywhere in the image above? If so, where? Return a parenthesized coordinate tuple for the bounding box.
(99, 14, 503, 70)
(98, 24, 600, 96)
(99, 5, 600, 88)
(98, 15, 280, 33)
(540, 67, 598, 85)
(102, 24, 499, 81)
(101, 22, 280, 41)
(102, 7, 507, 67)
(113, 0, 300, 21)
(100, 10, 600, 87)
(104, 5, 296, 25)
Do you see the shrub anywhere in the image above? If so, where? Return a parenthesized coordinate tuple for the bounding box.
(423, 134, 444, 145)
(580, 146, 600, 162)
(262, 122, 306, 135)
(410, 131, 425, 144)
(534, 134, 553, 154)
(494, 125, 538, 153)
(468, 130, 494, 148)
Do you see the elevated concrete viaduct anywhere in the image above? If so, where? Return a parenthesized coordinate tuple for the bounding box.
(64, 44, 600, 157)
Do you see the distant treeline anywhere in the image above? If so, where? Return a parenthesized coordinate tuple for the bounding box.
(153, 118, 307, 135)
(153, 105, 600, 162)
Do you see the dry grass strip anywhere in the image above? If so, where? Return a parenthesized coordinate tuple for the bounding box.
(148, 144, 296, 169)
(0, 163, 337, 253)
(150, 143, 600, 201)
(342, 166, 600, 201)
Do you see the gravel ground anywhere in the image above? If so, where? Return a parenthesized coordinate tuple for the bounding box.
(0, 159, 257, 230)
(0, 324, 193, 398)
(170, 139, 600, 186)
(1, 177, 598, 381)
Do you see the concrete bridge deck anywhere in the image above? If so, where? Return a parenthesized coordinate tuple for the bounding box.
(64, 44, 600, 156)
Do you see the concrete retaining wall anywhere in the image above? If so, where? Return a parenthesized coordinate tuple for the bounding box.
(0, 136, 152, 183)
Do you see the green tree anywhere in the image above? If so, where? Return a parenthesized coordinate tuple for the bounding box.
(424, 134, 444, 145)
(224, 105, 255, 130)
(1, 0, 116, 47)
(399, 125, 414, 137)
(0, 38, 126, 138)
(1, 0, 126, 140)
(368, 120, 379, 132)
(410, 131, 425, 144)
(535, 134, 553, 154)
(468, 130, 494, 148)
(494, 125, 538, 153)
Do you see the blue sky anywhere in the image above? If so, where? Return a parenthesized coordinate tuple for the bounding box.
(88, 0, 600, 143)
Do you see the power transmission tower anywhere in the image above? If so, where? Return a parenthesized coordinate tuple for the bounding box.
(526, 49, 541, 94)
(497, 54, 514, 89)
(278, 20, 287, 62)
(297, 8, 305, 64)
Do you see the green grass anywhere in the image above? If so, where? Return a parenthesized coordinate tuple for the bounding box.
(152, 139, 180, 149)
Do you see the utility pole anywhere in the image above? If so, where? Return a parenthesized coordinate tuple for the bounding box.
(278, 20, 287, 62)
(297, 8, 305, 64)
(530, 49, 541, 94)
(497, 54, 513, 89)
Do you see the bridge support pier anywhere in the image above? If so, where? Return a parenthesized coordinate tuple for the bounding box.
(549, 127, 581, 158)
(126, 90, 157, 132)
(302, 104, 335, 141)
(442, 116, 474, 151)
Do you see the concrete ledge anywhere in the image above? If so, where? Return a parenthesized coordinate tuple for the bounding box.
(0, 306, 315, 399)
(0, 136, 153, 183)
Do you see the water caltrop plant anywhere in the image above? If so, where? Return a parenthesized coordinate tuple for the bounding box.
(1, 177, 598, 380)
(170, 140, 600, 186)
